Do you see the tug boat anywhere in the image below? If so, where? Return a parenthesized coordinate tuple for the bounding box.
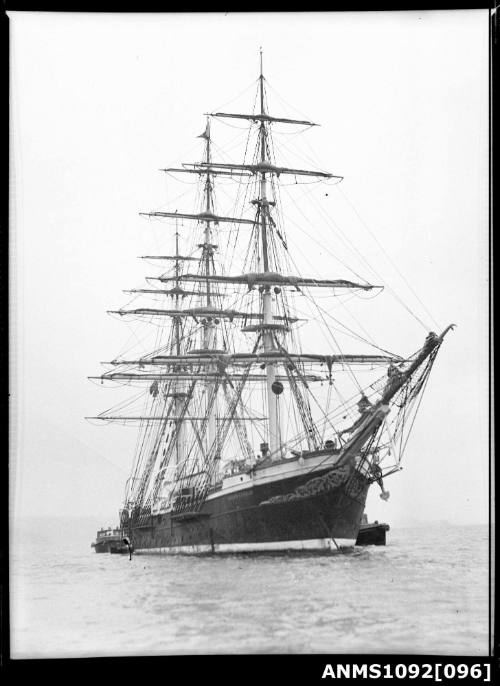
(91, 527, 131, 554)
(355, 514, 390, 546)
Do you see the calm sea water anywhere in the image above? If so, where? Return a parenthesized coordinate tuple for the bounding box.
(10, 518, 490, 658)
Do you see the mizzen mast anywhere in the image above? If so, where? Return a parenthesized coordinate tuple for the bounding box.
(172, 222, 186, 477)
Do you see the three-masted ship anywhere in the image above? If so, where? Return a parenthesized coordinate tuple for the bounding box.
(90, 55, 453, 554)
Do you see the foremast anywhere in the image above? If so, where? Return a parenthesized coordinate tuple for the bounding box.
(257, 51, 280, 460)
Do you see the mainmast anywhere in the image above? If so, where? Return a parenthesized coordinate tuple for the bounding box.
(200, 119, 217, 462)
(258, 51, 281, 460)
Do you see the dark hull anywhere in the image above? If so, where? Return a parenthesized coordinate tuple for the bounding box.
(355, 522, 389, 546)
(125, 466, 371, 555)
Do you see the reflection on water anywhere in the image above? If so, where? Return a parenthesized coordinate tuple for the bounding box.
(10, 519, 489, 657)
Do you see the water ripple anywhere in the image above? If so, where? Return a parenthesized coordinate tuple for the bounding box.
(10, 523, 489, 657)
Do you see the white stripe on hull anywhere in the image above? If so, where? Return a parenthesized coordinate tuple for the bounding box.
(134, 537, 356, 555)
(207, 453, 341, 500)
(153, 453, 343, 515)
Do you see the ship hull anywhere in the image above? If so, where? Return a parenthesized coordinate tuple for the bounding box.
(126, 465, 370, 555)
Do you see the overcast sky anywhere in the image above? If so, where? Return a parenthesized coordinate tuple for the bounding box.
(9, 10, 489, 528)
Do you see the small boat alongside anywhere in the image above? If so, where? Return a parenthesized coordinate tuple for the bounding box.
(355, 514, 390, 546)
(91, 527, 132, 554)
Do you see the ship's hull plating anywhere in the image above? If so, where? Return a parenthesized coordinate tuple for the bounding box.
(126, 466, 370, 555)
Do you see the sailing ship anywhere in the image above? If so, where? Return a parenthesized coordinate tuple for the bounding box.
(90, 54, 453, 554)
